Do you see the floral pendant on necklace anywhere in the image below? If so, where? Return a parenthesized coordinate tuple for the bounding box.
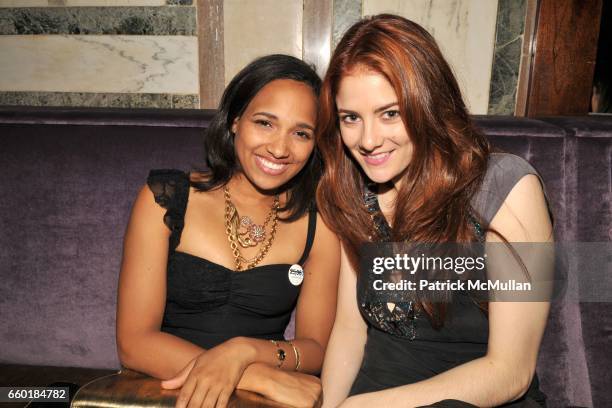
(238, 216, 266, 247)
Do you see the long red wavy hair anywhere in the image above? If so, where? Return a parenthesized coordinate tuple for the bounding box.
(316, 14, 491, 325)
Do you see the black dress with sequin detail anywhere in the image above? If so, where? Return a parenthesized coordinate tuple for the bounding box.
(349, 154, 548, 407)
(146, 169, 317, 349)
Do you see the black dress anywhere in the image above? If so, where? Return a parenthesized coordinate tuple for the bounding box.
(146, 169, 317, 349)
(349, 154, 548, 407)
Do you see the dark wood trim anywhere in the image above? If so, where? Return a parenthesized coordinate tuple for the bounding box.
(515, 0, 538, 116)
(196, 0, 224, 109)
(523, 0, 602, 116)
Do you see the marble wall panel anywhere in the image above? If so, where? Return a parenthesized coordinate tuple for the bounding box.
(0, 1, 48, 6)
(488, 0, 526, 115)
(362, 0, 498, 114)
(0, 91, 198, 107)
(0, 1, 192, 6)
(0, 6, 196, 35)
(223, 0, 302, 85)
(332, 0, 361, 49)
(0, 35, 198, 94)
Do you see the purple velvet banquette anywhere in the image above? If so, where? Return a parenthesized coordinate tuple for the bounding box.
(0, 107, 610, 407)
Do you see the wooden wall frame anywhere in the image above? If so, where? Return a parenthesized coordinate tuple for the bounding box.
(197, 0, 225, 109)
(517, 0, 602, 116)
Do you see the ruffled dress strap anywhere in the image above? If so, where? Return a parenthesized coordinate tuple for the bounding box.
(146, 169, 190, 252)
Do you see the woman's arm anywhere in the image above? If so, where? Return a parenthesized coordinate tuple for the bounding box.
(161, 213, 341, 375)
(184, 214, 341, 375)
(290, 213, 342, 372)
(116, 185, 317, 403)
(321, 245, 368, 408)
(116, 184, 204, 379)
(232, 215, 342, 408)
(341, 174, 553, 407)
(155, 212, 341, 408)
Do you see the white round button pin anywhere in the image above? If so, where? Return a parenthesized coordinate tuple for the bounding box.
(288, 264, 304, 286)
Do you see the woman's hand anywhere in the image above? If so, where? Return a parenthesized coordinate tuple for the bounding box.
(258, 367, 322, 408)
(161, 337, 255, 408)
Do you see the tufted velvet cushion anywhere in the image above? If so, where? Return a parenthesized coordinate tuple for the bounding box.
(0, 107, 610, 407)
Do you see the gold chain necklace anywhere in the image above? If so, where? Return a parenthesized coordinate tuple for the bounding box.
(224, 186, 279, 271)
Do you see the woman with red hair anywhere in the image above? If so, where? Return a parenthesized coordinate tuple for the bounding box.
(317, 15, 552, 407)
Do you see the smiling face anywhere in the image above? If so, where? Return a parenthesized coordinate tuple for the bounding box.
(336, 68, 413, 188)
(231, 79, 317, 192)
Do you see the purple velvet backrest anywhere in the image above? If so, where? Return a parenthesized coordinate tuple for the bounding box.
(1, 108, 610, 408)
(0, 107, 213, 369)
(534, 116, 612, 408)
